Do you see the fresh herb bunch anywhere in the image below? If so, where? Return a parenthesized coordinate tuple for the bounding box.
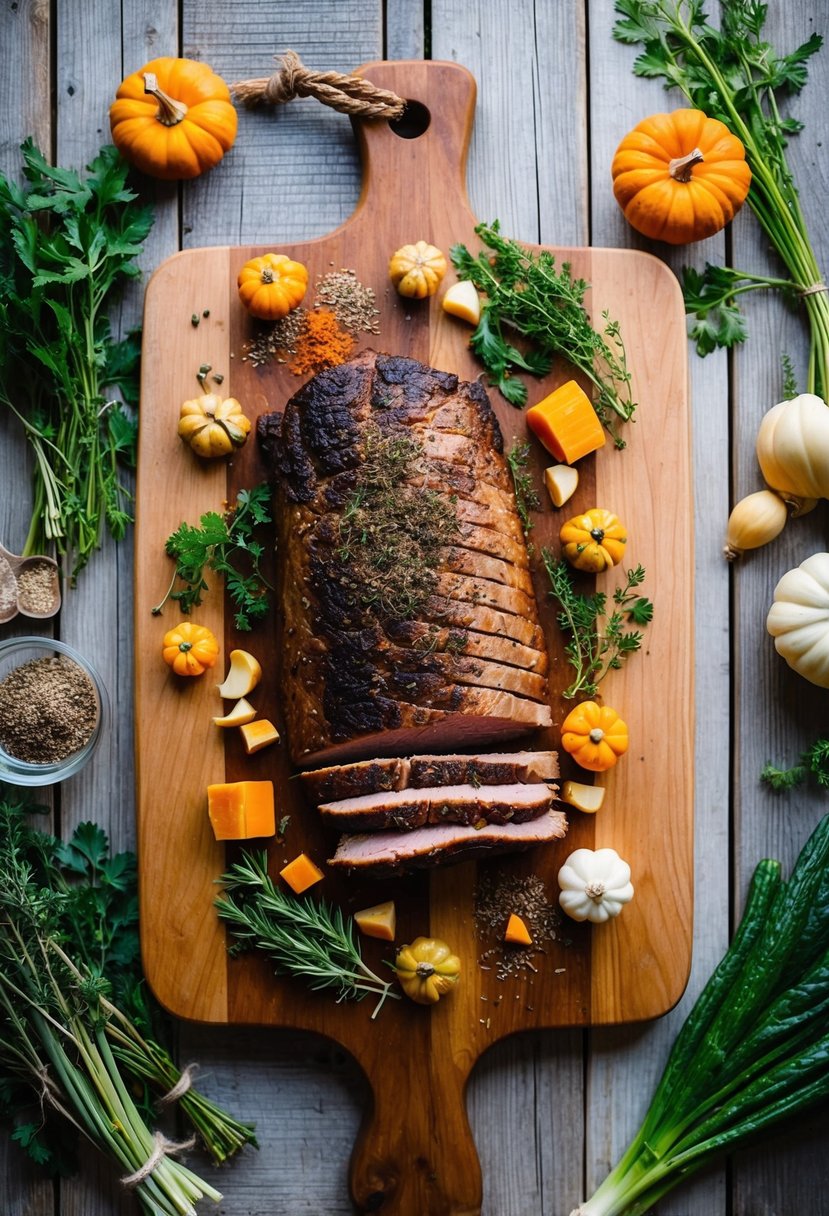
(0, 141, 152, 577)
(451, 221, 635, 442)
(505, 440, 541, 542)
(572, 811, 829, 1216)
(0, 788, 255, 1211)
(613, 1, 828, 397)
(544, 555, 653, 699)
(216, 851, 399, 1019)
(153, 484, 273, 631)
(761, 738, 829, 792)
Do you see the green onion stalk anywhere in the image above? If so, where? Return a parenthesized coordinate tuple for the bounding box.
(570, 811, 829, 1216)
(614, 0, 829, 398)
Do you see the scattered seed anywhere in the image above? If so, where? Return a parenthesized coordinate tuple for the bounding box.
(191, 313, 200, 327)
(314, 268, 381, 335)
(212, 373, 224, 385)
(475, 872, 567, 981)
(202, 309, 210, 318)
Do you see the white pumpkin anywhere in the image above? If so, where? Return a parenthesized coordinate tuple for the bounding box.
(766, 552, 829, 689)
(557, 847, 634, 924)
(755, 394, 829, 510)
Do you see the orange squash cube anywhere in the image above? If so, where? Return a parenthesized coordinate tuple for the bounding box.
(526, 380, 606, 465)
(504, 912, 533, 946)
(207, 780, 275, 840)
(353, 900, 397, 941)
(280, 853, 325, 894)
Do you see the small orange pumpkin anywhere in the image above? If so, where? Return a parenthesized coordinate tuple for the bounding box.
(110, 57, 237, 181)
(162, 622, 219, 677)
(560, 701, 629, 773)
(611, 109, 751, 245)
(237, 253, 309, 321)
(560, 508, 628, 574)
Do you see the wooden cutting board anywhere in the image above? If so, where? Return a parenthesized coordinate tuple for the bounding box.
(135, 60, 692, 1216)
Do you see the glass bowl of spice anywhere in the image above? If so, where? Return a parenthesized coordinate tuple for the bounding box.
(0, 636, 108, 786)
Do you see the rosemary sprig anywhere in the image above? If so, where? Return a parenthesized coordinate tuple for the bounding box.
(543, 553, 654, 699)
(505, 440, 541, 543)
(215, 852, 399, 1019)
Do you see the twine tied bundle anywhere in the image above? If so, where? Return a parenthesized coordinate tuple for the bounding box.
(231, 50, 406, 119)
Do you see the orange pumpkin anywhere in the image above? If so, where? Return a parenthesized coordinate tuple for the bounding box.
(611, 109, 751, 245)
(237, 253, 309, 321)
(110, 57, 237, 181)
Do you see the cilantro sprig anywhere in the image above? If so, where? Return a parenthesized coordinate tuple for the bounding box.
(614, 0, 828, 398)
(543, 554, 654, 699)
(152, 484, 273, 630)
(0, 141, 153, 577)
(761, 738, 829, 792)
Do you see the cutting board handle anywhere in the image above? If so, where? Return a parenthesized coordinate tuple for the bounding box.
(350, 1047, 481, 1215)
(347, 60, 479, 238)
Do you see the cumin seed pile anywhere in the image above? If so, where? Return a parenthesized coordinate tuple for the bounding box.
(475, 872, 568, 980)
(0, 656, 97, 762)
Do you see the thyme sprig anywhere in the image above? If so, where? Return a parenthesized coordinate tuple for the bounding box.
(215, 852, 399, 1020)
(543, 554, 654, 699)
(450, 221, 635, 443)
(613, 0, 829, 397)
(505, 440, 541, 542)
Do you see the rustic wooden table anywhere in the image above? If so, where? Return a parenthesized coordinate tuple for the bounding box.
(1, 2, 827, 1215)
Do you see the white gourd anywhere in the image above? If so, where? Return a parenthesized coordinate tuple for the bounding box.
(755, 394, 829, 509)
(766, 552, 829, 689)
(557, 847, 634, 924)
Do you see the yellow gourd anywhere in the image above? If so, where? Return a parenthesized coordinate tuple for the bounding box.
(389, 241, 447, 299)
(162, 622, 219, 677)
(177, 393, 251, 458)
(394, 936, 461, 1004)
(560, 701, 629, 772)
(560, 509, 628, 573)
(237, 253, 309, 321)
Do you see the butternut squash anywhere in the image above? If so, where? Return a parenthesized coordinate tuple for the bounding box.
(207, 780, 275, 840)
(280, 853, 325, 894)
(527, 380, 606, 465)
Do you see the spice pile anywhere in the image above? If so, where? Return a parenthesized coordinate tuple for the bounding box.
(0, 655, 97, 763)
(475, 872, 569, 981)
(241, 267, 380, 372)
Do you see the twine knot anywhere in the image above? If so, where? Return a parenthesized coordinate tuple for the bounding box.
(799, 281, 828, 298)
(121, 1131, 197, 1189)
(231, 50, 406, 119)
(157, 1063, 197, 1109)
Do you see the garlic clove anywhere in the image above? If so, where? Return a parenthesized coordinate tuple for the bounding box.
(441, 279, 481, 325)
(544, 464, 579, 508)
(724, 489, 788, 560)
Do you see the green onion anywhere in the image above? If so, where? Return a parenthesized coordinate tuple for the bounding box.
(571, 812, 829, 1216)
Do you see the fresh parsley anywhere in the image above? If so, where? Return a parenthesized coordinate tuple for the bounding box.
(0, 141, 153, 577)
(761, 738, 829, 792)
(614, 0, 828, 398)
(544, 554, 654, 699)
(451, 221, 635, 444)
(152, 483, 273, 631)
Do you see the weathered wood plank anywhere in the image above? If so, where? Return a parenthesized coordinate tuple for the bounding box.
(728, 3, 829, 1211)
(431, 4, 588, 1213)
(0, 1, 55, 1208)
(585, 1, 730, 1213)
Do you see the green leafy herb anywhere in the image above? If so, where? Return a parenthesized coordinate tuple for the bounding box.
(0, 787, 255, 1196)
(572, 811, 829, 1216)
(544, 554, 653, 698)
(505, 440, 541, 542)
(152, 483, 273, 630)
(761, 738, 829, 792)
(451, 221, 635, 443)
(215, 851, 399, 1019)
(0, 141, 153, 577)
(614, 0, 829, 398)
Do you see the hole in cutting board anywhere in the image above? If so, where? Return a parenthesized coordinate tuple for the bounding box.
(389, 100, 431, 139)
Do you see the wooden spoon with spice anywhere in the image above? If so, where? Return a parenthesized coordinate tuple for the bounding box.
(0, 542, 61, 623)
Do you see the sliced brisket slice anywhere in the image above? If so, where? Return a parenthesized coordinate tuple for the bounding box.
(299, 750, 559, 805)
(385, 621, 548, 676)
(327, 808, 569, 874)
(318, 782, 555, 831)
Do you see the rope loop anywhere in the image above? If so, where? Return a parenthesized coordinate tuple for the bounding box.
(231, 50, 406, 119)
